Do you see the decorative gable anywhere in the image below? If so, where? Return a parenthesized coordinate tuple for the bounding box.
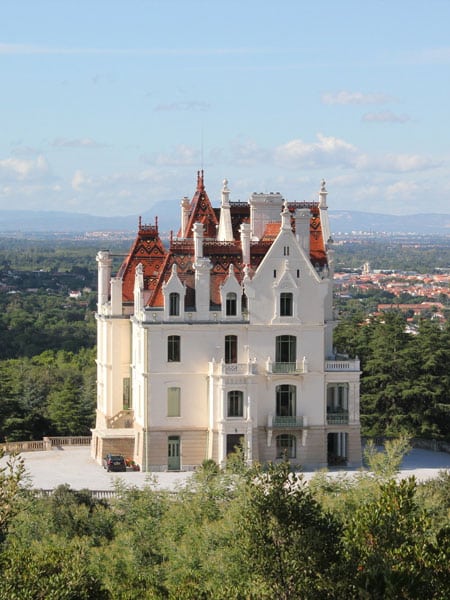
(162, 264, 185, 320)
(220, 264, 243, 320)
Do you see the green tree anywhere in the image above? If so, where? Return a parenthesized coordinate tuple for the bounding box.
(237, 461, 342, 599)
(0, 450, 26, 544)
(344, 477, 450, 599)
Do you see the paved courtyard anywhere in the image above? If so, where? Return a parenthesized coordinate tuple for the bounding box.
(1, 446, 449, 491)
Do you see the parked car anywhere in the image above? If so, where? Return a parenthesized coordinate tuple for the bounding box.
(103, 453, 126, 472)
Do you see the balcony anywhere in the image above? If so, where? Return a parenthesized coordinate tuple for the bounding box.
(325, 358, 360, 372)
(209, 360, 258, 376)
(327, 411, 349, 425)
(266, 358, 306, 374)
(268, 415, 305, 428)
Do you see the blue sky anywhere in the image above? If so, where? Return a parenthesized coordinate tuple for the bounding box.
(1, 0, 450, 217)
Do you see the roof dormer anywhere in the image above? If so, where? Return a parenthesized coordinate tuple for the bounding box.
(162, 264, 185, 320)
(220, 263, 243, 320)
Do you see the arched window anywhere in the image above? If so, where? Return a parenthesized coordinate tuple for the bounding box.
(169, 292, 180, 316)
(276, 384, 296, 417)
(280, 292, 293, 316)
(225, 335, 238, 364)
(275, 335, 296, 363)
(276, 434, 296, 459)
(227, 390, 244, 417)
(226, 292, 237, 316)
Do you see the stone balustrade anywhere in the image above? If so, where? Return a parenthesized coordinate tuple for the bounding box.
(0, 436, 91, 454)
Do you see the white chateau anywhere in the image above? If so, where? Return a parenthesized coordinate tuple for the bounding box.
(91, 172, 361, 471)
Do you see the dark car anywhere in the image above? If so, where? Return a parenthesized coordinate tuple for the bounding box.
(103, 453, 126, 472)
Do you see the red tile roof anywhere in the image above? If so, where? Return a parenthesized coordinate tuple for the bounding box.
(116, 175, 328, 307)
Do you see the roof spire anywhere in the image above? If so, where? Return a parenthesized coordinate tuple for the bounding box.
(197, 169, 205, 191)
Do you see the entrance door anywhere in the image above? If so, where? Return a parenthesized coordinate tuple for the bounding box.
(168, 436, 180, 470)
(226, 434, 244, 457)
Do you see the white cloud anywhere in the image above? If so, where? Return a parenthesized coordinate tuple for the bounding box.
(354, 153, 439, 173)
(362, 111, 411, 123)
(71, 169, 90, 191)
(386, 180, 420, 199)
(274, 134, 358, 168)
(51, 137, 109, 148)
(322, 91, 393, 105)
(0, 155, 49, 180)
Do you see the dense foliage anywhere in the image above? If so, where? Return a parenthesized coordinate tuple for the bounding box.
(334, 312, 450, 440)
(0, 455, 449, 599)
(0, 349, 96, 441)
(0, 291, 96, 359)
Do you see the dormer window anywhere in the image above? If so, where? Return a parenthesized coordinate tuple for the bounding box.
(280, 292, 293, 317)
(226, 292, 237, 316)
(169, 292, 180, 316)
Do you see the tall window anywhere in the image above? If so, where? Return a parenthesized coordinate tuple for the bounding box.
(167, 387, 181, 417)
(226, 292, 237, 316)
(167, 335, 180, 362)
(327, 383, 349, 411)
(275, 335, 296, 363)
(169, 292, 180, 316)
(276, 434, 296, 458)
(122, 377, 131, 410)
(225, 335, 238, 364)
(227, 390, 244, 417)
(280, 292, 293, 317)
(276, 384, 296, 417)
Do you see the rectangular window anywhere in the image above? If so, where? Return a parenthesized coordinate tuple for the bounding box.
(122, 377, 131, 409)
(276, 434, 296, 459)
(225, 335, 238, 364)
(327, 383, 349, 411)
(226, 292, 237, 316)
(167, 387, 181, 417)
(168, 335, 180, 362)
(227, 390, 244, 417)
(280, 292, 293, 316)
(169, 293, 180, 316)
(275, 335, 296, 363)
(276, 384, 296, 417)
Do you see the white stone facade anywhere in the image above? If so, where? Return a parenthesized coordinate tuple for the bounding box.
(91, 174, 362, 470)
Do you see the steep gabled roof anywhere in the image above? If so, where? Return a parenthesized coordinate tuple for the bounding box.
(118, 176, 329, 307)
(117, 218, 168, 302)
(183, 170, 219, 239)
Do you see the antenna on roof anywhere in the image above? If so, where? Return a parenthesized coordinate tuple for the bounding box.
(200, 123, 204, 171)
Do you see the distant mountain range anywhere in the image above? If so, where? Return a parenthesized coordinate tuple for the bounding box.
(0, 203, 449, 236)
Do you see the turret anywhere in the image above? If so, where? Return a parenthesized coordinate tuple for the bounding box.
(319, 179, 332, 248)
(295, 208, 311, 255)
(181, 196, 190, 238)
(281, 200, 291, 231)
(96, 250, 112, 311)
(193, 222, 212, 315)
(133, 263, 144, 314)
(240, 222, 251, 265)
(193, 222, 204, 260)
(217, 178, 233, 241)
(110, 277, 123, 316)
